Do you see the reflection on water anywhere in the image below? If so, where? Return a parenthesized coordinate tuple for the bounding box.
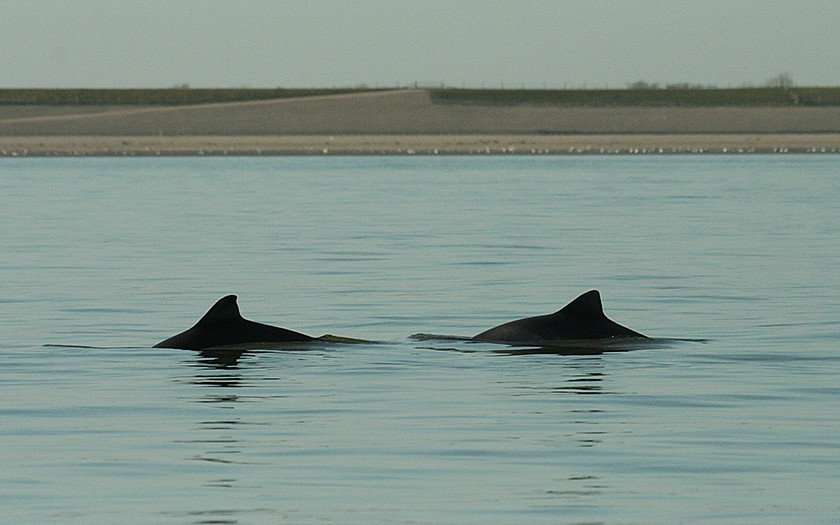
(411, 332, 699, 356)
(193, 349, 247, 369)
(554, 371, 608, 395)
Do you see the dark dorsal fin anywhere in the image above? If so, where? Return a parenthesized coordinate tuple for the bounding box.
(198, 295, 243, 324)
(556, 290, 604, 317)
(154, 295, 319, 349)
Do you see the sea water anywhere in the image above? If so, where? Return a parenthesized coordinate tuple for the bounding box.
(1, 155, 839, 524)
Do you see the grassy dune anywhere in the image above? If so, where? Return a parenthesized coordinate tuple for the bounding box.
(0, 88, 381, 106)
(2, 86, 840, 106)
(429, 87, 840, 106)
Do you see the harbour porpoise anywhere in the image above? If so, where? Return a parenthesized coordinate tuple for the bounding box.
(472, 290, 646, 344)
(154, 295, 322, 350)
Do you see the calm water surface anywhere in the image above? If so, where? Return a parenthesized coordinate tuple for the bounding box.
(2, 156, 839, 524)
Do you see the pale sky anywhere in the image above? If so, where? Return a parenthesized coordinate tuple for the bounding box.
(2, 0, 839, 89)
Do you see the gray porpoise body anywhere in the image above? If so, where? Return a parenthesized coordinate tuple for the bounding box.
(153, 295, 315, 350)
(472, 290, 646, 343)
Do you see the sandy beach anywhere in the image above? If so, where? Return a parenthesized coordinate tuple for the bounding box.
(2, 90, 839, 155)
(2, 133, 839, 156)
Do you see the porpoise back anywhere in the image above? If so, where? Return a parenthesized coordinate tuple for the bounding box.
(473, 290, 646, 344)
(154, 295, 315, 350)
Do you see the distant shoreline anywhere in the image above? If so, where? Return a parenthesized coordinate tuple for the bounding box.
(3, 90, 839, 155)
(2, 134, 839, 156)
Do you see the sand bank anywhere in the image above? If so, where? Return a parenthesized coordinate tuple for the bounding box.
(2, 134, 839, 156)
(4, 90, 840, 136)
(2, 90, 839, 155)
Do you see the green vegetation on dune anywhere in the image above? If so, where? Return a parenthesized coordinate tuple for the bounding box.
(428, 87, 840, 107)
(0, 88, 384, 105)
(1, 86, 840, 107)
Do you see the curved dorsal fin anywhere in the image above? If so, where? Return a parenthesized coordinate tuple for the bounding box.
(198, 295, 242, 324)
(557, 290, 604, 317)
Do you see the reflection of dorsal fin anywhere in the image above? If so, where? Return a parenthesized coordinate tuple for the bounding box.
(198, 295, 242, 324)
(557, 290, 604, 317)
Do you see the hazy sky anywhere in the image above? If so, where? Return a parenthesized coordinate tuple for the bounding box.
(3, 0, 839, 89)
